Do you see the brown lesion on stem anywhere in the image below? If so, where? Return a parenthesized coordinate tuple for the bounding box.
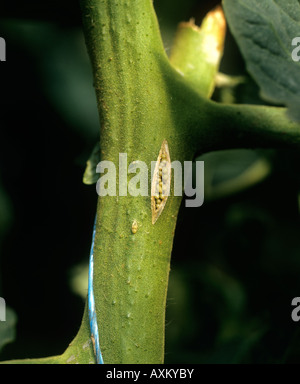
(151, 140, 171, 224)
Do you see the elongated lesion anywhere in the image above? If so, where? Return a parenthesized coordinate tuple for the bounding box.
(151, 140, 171, 224)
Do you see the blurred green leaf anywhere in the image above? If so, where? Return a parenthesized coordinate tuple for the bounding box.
(0, 307, 17, 353)
(69, 263, 88, 300)
(82, 143, 100, 185)
(198, 149, 272, 200)
(0, 20, 100, 139)
(223, 0, 300, 122)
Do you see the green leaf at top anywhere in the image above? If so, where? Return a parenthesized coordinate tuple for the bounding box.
(223, 0, 300, 122)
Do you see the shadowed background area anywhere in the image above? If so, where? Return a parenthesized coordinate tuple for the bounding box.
(0, 0, 300, 363)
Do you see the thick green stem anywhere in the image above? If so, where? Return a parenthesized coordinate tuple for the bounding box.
(79, 0, 193, 364)
(200, 102, 300, 153)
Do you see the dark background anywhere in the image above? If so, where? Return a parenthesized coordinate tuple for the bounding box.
(0, 0, 300, 363)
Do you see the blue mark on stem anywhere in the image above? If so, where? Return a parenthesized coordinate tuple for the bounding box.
(88, 215, 104, 364)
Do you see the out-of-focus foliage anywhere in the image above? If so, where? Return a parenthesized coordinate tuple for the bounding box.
(0, 307, 17, 353)
(165, 147, 300, 363)
(0, 177, 16, 352)
(0, 0, 300, 364)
